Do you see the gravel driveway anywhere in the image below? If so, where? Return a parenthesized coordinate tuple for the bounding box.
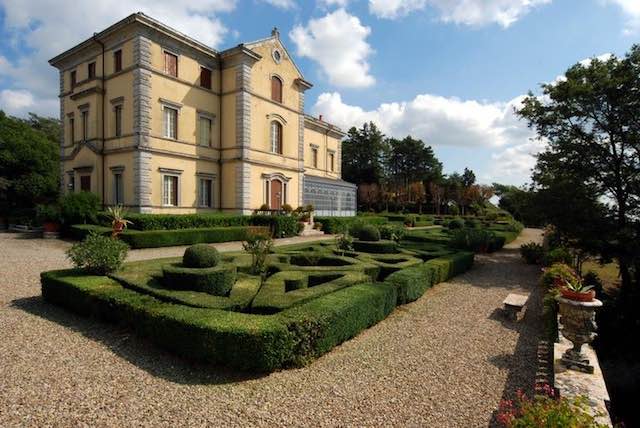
(0, 229, 543, 427)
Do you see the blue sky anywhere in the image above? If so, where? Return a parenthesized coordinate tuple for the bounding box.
(0, 0, 637, 185)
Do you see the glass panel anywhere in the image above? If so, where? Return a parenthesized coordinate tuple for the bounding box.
(199, 117, 211, 146)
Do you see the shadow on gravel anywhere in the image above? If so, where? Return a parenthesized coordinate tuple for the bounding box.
(472, 249, 545, 427)
(11, 296, 268, 386)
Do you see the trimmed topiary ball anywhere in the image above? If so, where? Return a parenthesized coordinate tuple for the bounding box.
(183, 244, 220, 268)
(448, 218, 465, 230)
(358, 224, 381, 242)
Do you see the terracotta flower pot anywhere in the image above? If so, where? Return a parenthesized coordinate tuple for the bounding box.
(560, 287, 595, 302)
(112, 221, 125, 235)
(43, 221, 60, 233)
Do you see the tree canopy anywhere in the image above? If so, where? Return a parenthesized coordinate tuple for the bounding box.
(0, 111, 60, 219)
(518, 45, 640, 291)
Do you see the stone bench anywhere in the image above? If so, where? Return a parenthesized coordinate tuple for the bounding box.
(503, 293, 529, 321)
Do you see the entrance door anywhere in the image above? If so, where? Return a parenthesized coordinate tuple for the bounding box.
(270, 179, 282, 209)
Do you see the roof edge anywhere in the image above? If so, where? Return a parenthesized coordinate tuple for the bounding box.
(49, 12, 219, 67)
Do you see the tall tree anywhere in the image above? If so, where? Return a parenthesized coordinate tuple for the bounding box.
(386, 136, 441, 209)
(0, 111, 60, 217)
(519, 47, 640, 291)
(341, 122, 387, 185)
(462, 167, 476, 187)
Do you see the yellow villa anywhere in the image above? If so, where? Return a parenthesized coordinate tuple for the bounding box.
(49, 13, 356, 216)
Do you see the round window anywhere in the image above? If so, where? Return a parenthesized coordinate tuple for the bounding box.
(272, 49, 282, 64)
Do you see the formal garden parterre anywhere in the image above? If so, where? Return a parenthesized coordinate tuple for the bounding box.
(41, 212, 523, 372)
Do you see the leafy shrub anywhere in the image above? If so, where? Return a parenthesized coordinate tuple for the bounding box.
(36, 203, 61, 224)
(358, 224, 381, 241)
(60, 192, 101, 225)
(497, 388, 607, 428)
(449, 205, 460, 216)
(281, 203, 293, 213)
(242, 232, 274, 275)
(450, 228, 498, 252)
(404, 215, 417, 227)
(540, 263, 579, 289)
(66, 232, 129, 275)
(183, 244, 220, 268)
(544, 247, 573, 266)
(335, 233, 354, 254)
(520, 242, 544, 264)
(378, 224, 405, 242)
(448, 218, 465, 230)
(313, 221, 323, 230)
(296, 221, 305, 234)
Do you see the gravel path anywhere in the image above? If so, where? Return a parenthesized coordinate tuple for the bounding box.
(0, 228, 543, 427)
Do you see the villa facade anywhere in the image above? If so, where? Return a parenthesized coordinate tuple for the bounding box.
(49, 13, 356, 215)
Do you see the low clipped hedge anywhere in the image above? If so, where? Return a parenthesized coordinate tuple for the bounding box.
(162, 264, 236, 296)
(41, 269, 399, 371)
(41, 269, 293, 372)
(384, 252, 474, 304)
(70, 225, 269, 248)
(121, 226, 267, 249)
(107, 212, 251, 230)
(280, 282, 397, 365)
(95, 212, 299, 238)
(251, 270, 370, 314)
(315, 216, 387, 234)
(352, 239, 398, 254)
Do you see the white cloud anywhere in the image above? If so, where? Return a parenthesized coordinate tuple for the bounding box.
(290, 9, 375, 88)
(607, 0, 640, 34)
(490, 140, 546, 181)
(0, 89, 58, 117)
(313, 92, 534, 148)
(369, 0, 551, 27)
(0, 0, 237, 117)
(313, 92, 541, 183)
(260, 0, 296, 10)
(319, 0, 351, 7)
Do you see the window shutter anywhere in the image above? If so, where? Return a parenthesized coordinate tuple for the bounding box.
(200, 67, 211, 89)
(165, 52, 177, 77)
(271, 77, 282, 103)
(114, 50, 122, 72)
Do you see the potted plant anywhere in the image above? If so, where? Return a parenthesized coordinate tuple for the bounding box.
(559, 277, 595, 302)
(106, 205, 132, 237)
(36, 204, 62, 237)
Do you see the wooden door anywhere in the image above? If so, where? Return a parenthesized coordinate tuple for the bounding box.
(270, 179, 282, 209)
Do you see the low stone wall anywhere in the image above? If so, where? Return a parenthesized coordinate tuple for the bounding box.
(554, 328, 612, 426)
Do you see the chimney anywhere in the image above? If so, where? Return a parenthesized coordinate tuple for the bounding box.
(271, 27, 280, 39)
(319, 114, 323, 121)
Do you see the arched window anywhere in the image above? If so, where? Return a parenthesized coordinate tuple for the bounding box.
(270, 121, 283, 154)
(271, 76, 283, 103)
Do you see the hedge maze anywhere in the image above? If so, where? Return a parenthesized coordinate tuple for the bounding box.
(40, 222, 520, 372)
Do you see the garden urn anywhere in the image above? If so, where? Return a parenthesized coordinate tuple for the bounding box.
(556, 296, 603, 373)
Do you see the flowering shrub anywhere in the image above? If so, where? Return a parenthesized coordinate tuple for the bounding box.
(66, 232, 129, 275)
(497, 386, 607, 427)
